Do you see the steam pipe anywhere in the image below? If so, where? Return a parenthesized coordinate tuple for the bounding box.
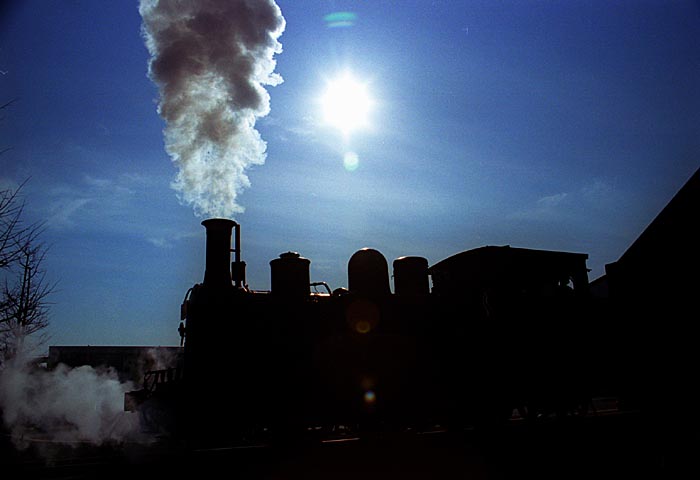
(234, 222, 241, 266)
(231, 222, 246, 288)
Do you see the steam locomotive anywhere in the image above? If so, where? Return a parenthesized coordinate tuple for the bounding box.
(127, 218, 606, 440)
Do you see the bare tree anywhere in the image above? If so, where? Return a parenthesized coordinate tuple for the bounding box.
(0, 241, 54, 360)
(0, 182, 38, 270)
(0, 99, 16, 157)
(0, 183, 53, 362)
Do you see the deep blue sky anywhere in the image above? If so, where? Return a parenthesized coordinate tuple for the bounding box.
(1, 1, 698, 347)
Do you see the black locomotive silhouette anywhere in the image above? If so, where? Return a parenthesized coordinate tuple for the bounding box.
(126, 218, 618, 441)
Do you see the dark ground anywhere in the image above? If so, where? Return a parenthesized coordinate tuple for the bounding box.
(2, 411, 696, 479)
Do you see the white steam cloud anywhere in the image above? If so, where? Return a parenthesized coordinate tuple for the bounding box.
(0, 359, 140, 448)
(139, 0, 286, 218)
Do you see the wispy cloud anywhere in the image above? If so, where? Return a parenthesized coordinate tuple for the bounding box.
(536, 192, 568, 207)
(146, 237, 169, 248)
(35, 172, 203, 250)
(581, 179, 614, 204)
(46, 197, 92, 230)
(509, 191, 571, 221)
(45, 174, 143, 231)
(146, 230, 199, 249)
(264, 114, 321, 143)
(509, 178, 615, 222)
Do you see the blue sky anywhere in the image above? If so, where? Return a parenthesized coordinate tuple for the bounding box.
(1, 1, 698, 347)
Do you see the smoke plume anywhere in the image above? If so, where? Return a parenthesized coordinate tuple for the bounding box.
(0, 358, 141, 447)
(139, 0, 286, 218)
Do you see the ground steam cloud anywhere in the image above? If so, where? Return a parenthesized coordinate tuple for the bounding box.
(0, 358, 140, 447)
(139, 0, 286, 218)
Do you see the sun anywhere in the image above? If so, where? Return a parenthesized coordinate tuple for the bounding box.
(320, 72, 373, 135)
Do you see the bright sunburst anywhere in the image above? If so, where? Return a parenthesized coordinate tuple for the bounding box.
(320, 72, 373, 135)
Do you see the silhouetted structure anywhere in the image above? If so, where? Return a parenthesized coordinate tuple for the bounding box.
(126, 219, 605, 442)
(604, 167, 700, 449)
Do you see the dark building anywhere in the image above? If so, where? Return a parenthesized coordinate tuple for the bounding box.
(603, 167, 699, 434)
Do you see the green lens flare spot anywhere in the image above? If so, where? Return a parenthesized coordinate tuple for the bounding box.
(324, 12, 357, 28)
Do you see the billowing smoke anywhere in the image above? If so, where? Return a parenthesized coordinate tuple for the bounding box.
(0, 358, 141, 448)
(139, 0, 286, 218)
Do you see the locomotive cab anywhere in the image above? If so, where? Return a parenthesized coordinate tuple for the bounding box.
(429, 246, 592, 422)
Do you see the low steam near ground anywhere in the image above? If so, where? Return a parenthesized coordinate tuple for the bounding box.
(0, 347, 176, 449)
(0, 360, 139, 447)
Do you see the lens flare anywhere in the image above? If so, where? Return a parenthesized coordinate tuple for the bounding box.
(354, 319, 371, 334)
(324, 12, 357, 28)
(364, 390, 376, 404)
(346, 299, 379, 334)
(343, 151, 359, 171)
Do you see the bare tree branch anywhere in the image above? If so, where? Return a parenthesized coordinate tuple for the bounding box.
(0, 98, 18, 129)
(0, 180, 53, 361)
(0, 242, 55, 360)
(0, 98, 17, 110)
(0, 98, 17, 112)
(1, 180, 42, 270)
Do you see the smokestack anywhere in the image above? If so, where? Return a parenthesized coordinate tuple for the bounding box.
(201, 218, 235, 288)
(139, 0, 285, 218)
